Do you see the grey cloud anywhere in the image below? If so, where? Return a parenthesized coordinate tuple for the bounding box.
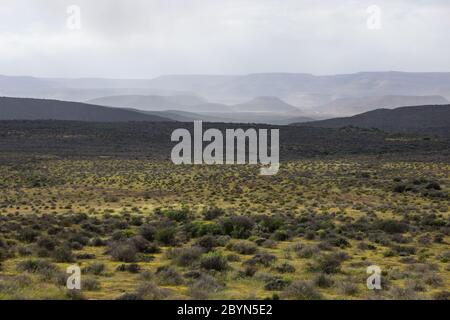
(0, 0, 449, 78)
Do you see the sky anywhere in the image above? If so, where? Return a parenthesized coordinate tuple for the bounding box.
(0, 0, 449, 78)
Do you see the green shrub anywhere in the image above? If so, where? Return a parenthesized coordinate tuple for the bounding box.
(314, 274, 334, 288)
(155, 227, 177, 245)
(110, 243, 137, 262)
(52, 246, 75, 263)
(82, 262, 106, 275)
(227, 240, 258, 255)
(17, 259, 58, 275)
(156, 266, 184, 285)
(166, 247, 203, 267)
(82, 277, 101, 291)
(315, 252, 348, 274)
(200, 252, 229, 271)
(221, 216, 254, 239)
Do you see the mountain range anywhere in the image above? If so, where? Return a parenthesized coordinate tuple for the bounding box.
(2, 72, 450, 127)
(1, 96, 449, 136)
(2, 72, 450, 116)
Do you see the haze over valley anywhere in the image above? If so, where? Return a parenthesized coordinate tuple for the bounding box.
(1, 72, 450, 125)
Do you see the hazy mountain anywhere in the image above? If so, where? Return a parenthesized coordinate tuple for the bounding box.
(0, 97, 172, 122)
(294, 105, 450, 132)
(283, 93, 338, 109)
(0, 75, 193, 101)
(232, 96, 299, 112)
(143, 72, 450, 102)
(87, 94, 201, 110)
(315, 95, 449, 116)
(133, 109, 234, 123)
(86, 95, 235, 113)
(3, 72, 450, 117)
(187, 103, 233, 112)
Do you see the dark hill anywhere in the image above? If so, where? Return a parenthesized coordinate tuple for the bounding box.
(0, 97, 172, 122)
(294, 105, 450, 132)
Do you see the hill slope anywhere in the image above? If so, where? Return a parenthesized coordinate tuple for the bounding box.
(316, 95, 449, 116)
(294, 105, 450, 132)
(0, 97, 172, 122)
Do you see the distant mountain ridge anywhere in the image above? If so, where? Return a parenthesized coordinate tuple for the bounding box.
(2, 72, 450, 105)
(294, 105, 450, 132)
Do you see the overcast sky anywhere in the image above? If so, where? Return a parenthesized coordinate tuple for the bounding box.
(1, 0, 449, 78)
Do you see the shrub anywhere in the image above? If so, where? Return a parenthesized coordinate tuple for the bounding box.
(116, 293, 140, 300)
(18, 228, 39, 243)
(239, 265, 257, 277)
(338, 281, 359, 296)
(314, 252, 349, 274)
(128, 236, 160, 254)
(264, 278, 290, 291)
(37, 236, 58, 251)
(90, 237, 106, 247)
(227, 240, 258, 255)
(66, 289, 87, 300)
(195, 235, 218, 252)
(314, 274, 334, 288)
(257, 215, 284, 233)
(110, 243, 137, 262)
(17, 259, 58, 275)
(156, 266, 184, 285)
(116, 263, 141, 273)
(186, 221, 222, 237)
(52, 246, 75, 263)
(244, 253, 276, 267)
(424, 274, 443, 287)
(189, 274, 223, 299)
(376, 220, 409, 234)
(203, 207, 225, 220)
(389, 287, 418, 300)
(274, 263, 296, 274)
(272, 230, 289, 241)
(82, 262, 106, 275)
(426, 182, 441, 190)
(296, 245, 319, 259)
(139, 225, 156, 242)
(164, 208, 190, 222)
(135, 282, 171, 300)
(82, 277, 101, 291)
(166, 247, 203, 267)
(184, 270, 203, 279)
(281, 281, 322, 300)
(221, 216, 254, 239)
(76, 253, 96, 260)
(155, 227, 177, 245)
(200, 252, 229, 271)
(0, 248, 13, 262)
